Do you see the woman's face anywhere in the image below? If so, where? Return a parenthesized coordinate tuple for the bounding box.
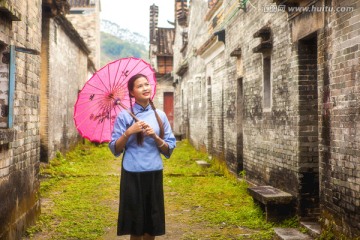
(130, 76, 152, 103)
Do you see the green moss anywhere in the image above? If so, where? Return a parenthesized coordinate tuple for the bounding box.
(26, 141, 119, 239)
(26, 139, 300, 239)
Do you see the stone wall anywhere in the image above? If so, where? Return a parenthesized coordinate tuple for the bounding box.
(0, 0, 42, 239)
(173, 0, 210, 149)
(66, 0, 101, 69)
(319, 0, 360, 236)
(224, 0, 301, 196)
(40, 16, 88, 161)
(173, 0, 359, 237)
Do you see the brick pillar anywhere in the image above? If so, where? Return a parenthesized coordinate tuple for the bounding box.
(149, 4, 158, 44)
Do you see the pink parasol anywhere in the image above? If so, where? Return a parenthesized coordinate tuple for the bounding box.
(73, 57, 156, 143)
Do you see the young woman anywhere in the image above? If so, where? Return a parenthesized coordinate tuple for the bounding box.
(108, 74, 176, 240)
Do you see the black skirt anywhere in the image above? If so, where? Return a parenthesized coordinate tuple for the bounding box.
(117, 167, 165, 236)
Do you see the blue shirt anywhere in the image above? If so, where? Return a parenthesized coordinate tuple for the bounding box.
(108, 103, 176, 172)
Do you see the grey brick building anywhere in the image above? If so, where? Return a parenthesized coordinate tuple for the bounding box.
(0, 1, 42, 239)
(149, 4, 176, 129)
(0, 0, 99, 239)
(40, 0, 97, 162)
(66, 0, 101, 70)
(173, 0, 359, 237)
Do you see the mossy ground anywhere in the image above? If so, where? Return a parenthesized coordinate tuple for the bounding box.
(24, 140, 299, 240)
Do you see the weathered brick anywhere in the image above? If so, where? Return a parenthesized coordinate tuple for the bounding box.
(173, 0, 360, 237)
(0, 0, 99, 239)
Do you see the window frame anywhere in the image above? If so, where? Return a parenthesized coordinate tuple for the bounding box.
(262, 54, 272, 111)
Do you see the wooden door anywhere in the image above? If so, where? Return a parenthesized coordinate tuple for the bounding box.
(163, 92, 174, 129)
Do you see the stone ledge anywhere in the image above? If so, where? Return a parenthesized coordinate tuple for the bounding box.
(0, 128, 15, 145)
(274, 228, 313, 240)
(300, 221, 321, 238)
(247, 185, 295, 222)
(196, 160, 211, 168)
(247, 185, 294, 205)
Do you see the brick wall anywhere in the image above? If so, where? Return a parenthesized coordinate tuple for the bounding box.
(40, 17, 88, 161)
(66, 0, 101, 69)
(173, 0, 210, 150)
(318, 0, 360, 236)
(0, 0, 42, 239)
(173, 0, 359, 237)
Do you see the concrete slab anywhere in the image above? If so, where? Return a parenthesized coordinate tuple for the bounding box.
(247, 185, 294, 204)
(196, 160, 211, 168)
(300, 221, 321, 237)
(274, 228, 313, 240)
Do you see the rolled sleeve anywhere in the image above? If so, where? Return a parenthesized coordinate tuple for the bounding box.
(161, 113, 176, 159)
(108, 113, 127, 157)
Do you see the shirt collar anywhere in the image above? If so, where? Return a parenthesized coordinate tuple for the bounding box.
(133, 102, 151, 114)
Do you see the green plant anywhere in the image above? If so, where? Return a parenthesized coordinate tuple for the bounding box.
(27, 141, 119, 239)
(26, 139, 297, 239)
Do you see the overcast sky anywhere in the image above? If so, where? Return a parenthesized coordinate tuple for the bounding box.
(100, 0, 175, 39)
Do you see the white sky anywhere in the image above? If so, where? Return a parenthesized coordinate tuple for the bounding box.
(100, 0, 175, 39)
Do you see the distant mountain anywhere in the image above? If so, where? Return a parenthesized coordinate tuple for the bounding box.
(100, 31, 149, 67)
(101, 19, 149, 48)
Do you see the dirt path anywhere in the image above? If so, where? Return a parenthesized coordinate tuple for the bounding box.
(100, 192, 256, 240)
(100, 173, 256, 239)
(23, 142, 265, 240)
(94, 172, 256, 239)
(98, 169, 257, 240)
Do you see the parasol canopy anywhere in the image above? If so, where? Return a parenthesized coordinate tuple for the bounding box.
(73, 57, 156, 143)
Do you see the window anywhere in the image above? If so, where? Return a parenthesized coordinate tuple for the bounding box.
(157, 56, 173, 74)
(263, 56, 271, 109)
(0, 44, 9, 128)
(0, 45, 15, 129)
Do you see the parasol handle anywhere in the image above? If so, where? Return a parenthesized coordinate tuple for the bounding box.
(115, 100, 140, 122)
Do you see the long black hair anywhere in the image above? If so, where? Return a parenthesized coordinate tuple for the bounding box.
(128, 74, 165, 145)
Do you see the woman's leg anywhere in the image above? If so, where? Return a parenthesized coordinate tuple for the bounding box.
(143, 233, 155, 240)
(130, 235, 142, 240)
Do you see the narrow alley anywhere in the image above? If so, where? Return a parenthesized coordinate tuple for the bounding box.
(1, 0, 360, 239)
(22, 140, 294, 240)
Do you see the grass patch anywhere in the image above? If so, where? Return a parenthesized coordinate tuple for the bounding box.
(26, 141, 120, 239)
(26, 139, 299, 239)
(163, 140, 277, 239)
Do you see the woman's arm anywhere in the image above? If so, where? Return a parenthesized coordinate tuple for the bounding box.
(153, 134, 169, 154)
(114, 130, 129, 155)
(114, 121, 146, 154)
(143, 119, 175, 156)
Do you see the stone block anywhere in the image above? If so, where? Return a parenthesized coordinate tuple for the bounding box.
(196, 160, 211, 168)
(248, 185, 295, 222)
(274, 228, 313, 240)
(0, 128, 15, 145)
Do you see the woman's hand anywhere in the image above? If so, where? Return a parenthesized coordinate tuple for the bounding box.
(114, 121, 147, 154)
(127, 121, 146, 135)
(142, 122, 168, 152)
(142, 123, 156, 138)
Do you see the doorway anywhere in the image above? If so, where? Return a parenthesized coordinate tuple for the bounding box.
(298, 34, 319, 219)
(163, 92, 174, 129)
(237, 77, 244, 173)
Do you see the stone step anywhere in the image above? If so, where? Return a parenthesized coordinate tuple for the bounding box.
(195, 160, 211, 168)
(274, 228, 313, 240)
(300, 221, 321, 238)
(247, 185, 295, 222)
